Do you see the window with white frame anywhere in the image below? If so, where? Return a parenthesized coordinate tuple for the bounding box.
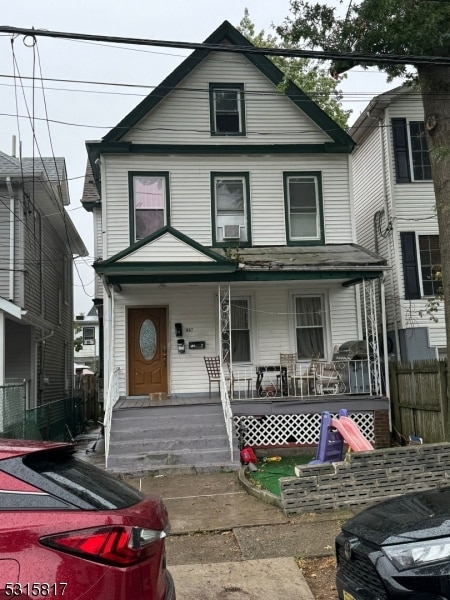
(294, 295, 325, 359)
(83, 326, 95, 345)
(284, 173, 322, 242)
(392, 119, 432, 183)
(129, 173, 169, 241)
(409, 122, 432, 181)
(209, 83, 245, 135)
(231, 298, 251, 363)
(212, 174, 250, 244)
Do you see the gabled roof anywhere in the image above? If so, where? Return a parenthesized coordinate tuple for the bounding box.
(95, 226, 236, 275)
(350, 85, 418, 144)
(101, 20, 353, 149)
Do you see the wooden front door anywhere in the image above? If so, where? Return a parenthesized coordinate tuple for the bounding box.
(128, 308, 167, 396)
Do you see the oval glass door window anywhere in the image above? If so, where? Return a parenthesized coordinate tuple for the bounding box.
(140, 319, 157, 361)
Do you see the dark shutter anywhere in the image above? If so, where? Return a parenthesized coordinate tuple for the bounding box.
(400, 232, 421, 299)
(392, 118, 411, 183)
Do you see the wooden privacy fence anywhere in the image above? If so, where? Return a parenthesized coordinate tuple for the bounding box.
(389, 360, 449, 443)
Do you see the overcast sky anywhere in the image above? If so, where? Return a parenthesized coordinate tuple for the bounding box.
(0, 0, 400, 315)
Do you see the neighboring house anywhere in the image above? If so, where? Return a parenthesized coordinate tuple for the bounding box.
(74, 306, 100, 373)
(82, 21, 389, 471)
(350, 85, 443, 361)
(0, 148, 88, 411)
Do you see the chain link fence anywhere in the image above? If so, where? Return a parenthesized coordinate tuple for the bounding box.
(0, 382, 84, 442)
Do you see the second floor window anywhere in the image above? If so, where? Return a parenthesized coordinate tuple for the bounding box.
(212, 173, 250, 245)
(209, 83, 245, 135)
(284, 172, 323, 244)
(392, 118, 432, 183)
(419, 235, 441, 296)
(409, 122, 432, 181)
(129, 172, 169, 242)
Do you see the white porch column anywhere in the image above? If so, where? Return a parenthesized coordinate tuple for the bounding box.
(380, 278, 391, 400)
(102, 286, 112, 408)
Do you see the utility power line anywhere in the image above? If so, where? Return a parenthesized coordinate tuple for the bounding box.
(1, 25, 450, 67)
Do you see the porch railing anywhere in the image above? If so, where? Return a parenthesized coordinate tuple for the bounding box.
(229, 359, 374, 400)
(219, 364, 235, 462)
(104, 367, 120, 466)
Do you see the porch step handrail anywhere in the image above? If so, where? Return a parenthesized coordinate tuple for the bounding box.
(219, 364, 235, 462)
(104, 367, 120, 466)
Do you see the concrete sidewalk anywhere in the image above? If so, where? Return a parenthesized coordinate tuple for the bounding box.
(76, 435, 354, 599)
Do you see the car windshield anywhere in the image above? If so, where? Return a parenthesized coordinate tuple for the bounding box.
(24, 452, 144, 510)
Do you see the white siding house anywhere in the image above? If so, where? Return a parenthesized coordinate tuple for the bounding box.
(82, 21, 390, 471)
(351, 85, 444, 360)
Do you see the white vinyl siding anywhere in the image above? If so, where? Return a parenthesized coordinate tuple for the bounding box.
(111, 282, 359, 397)
(122, 52, 332, 145)
(103, 154, 352, 257)
(352, 91, 445, 350)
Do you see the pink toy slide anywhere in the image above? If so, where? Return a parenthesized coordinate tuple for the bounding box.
(330, 416, 374, 452)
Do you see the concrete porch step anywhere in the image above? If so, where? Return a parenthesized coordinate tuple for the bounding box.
(111, 422, 227, 440)
(109, 434, 232, 453)
(108, 401, 240, 474)
(107, 448, 240, 473)
(111, 413, 226, 431)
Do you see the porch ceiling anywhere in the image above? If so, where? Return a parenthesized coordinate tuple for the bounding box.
(96, 243, 388, 286)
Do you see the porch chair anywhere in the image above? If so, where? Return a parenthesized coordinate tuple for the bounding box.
(312, 356, 345, 395)
(226, 362, 253, 399)
(277, 353, 297, 396)
(291, 362, 316, 397)
(203, 356, 222, 398)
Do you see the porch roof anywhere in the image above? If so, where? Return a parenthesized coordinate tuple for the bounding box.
(95, 236, 388, 286)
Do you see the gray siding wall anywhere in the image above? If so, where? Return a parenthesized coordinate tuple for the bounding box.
(0, 187, 24, 304)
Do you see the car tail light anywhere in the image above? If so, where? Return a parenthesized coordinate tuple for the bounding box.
(40, 525, 169, 566)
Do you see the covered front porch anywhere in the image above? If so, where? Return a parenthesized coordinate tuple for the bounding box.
(95, 232, 390, 471)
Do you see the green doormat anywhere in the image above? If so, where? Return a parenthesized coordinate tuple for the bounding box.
(249, 455, 314, 496)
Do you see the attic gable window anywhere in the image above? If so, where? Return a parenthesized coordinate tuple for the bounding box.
(211, 172, 251, 246)
(129, 172, 170, 242)
(209, 83, 246, 135)
(284, 172, 324, 245)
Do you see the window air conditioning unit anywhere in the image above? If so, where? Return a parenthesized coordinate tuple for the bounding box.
(84, 340, 95, 345)
(223, 224, 241, 240)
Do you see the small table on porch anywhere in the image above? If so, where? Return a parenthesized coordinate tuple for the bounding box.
(256, 365, 288, 397)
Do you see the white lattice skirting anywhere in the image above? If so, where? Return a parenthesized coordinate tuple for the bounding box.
(234, 412, 375, 447)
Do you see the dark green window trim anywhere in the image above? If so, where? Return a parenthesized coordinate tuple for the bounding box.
(211, 172, 252, 248)
(209, 83, 246, 136)
(128, 171, 170, 244)
(283, 171, 325, 246)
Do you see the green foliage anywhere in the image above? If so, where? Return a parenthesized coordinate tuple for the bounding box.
(74, 322, 83, 352)
(237, 9, 351, 129)
(276, 0, 450, 79)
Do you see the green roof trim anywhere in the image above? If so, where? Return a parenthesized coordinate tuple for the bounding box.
(98, 269, 383, 285)
(97, 225, 235, 267)
(99, 20, 354, 149)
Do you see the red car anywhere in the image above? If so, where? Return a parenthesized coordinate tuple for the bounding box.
(0, 439, 175, 600)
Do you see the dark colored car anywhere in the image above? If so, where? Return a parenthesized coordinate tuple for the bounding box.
(0, 439, 175, 600)
(335, 487, 450, 599)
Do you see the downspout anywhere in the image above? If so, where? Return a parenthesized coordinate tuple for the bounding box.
(380, 112, 401, 360)
(6, 177, 14, 301)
